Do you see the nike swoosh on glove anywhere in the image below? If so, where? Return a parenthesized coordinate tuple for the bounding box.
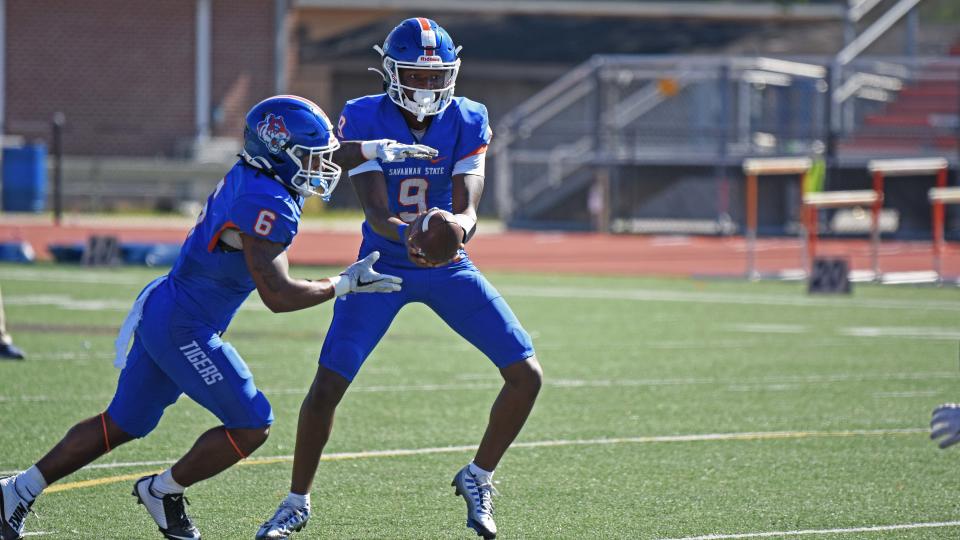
(334, 251, 403, 297)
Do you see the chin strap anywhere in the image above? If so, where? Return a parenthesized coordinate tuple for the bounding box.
(370, 45, 389, 91)
(238, 151, 283, 183)
(367, 67, 389, 92)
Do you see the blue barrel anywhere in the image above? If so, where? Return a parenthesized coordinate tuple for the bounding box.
(2, 145, 47, 212)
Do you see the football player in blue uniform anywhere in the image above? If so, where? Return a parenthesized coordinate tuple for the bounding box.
(0, 95, 438, 540)
(257, 19, 543, 540)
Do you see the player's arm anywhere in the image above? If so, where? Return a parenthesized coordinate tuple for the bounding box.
(242, 234, 335, 312)
(450, 110, 490, 243)
(451, 173, 483, 243)
(333, 140, 437, 171)
(351, 170, 407, 241)
(241, 234, 400, 312)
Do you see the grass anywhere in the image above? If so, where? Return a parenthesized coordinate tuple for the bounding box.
(1, 262, 959, 539)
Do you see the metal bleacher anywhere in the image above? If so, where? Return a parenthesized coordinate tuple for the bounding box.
(493, 1, 960, 234)
(494, 56, 830, 225)
(494, 51, 958, 230)
(836, 55, 960, 159)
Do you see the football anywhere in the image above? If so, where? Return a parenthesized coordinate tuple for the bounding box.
(407, 209, 464, 265)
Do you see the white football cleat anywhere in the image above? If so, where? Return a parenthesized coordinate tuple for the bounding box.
(132, 475, 201, 540)
(452, 466, 498, 539)
(1, 476, 33, 540)
(255, 499, 310, 539)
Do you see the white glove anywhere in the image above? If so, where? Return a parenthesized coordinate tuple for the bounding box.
(361, 139, 438, 163)
(931, 403, 960, 449)
(331, 251, 402, 297)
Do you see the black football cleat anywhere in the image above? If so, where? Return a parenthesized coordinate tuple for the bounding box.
(133, 475, 201, 540)
(0, 342, 24, 361)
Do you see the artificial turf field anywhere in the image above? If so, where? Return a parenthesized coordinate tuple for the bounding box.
(1, 262, 960, 539)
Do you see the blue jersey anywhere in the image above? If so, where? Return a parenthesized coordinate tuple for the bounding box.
(167, 161, 303, 331)
(337, 94, 491, 267)
(107, 161, 294, 437)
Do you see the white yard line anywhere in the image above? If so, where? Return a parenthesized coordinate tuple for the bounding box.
(840, 326, 960, 340)
(728, 323, 809, 334)
(660, 520, 960, 539)
(4, 295, 131, 311)
(499, 285, 960, 312)
(4, 294, 269, 312)
(0, 427, 926, 477)
(3, 267, 958, 312)
(0, 268, 148, 285)
(2, 371, 956, 403)
(872, 390, 942, 398)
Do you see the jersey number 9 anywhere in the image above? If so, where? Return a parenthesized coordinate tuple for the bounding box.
(398, 177, 429, 222)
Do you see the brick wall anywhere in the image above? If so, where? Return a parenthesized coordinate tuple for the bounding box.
(7, 1, 282, 157)
(211, 0, 280, 139)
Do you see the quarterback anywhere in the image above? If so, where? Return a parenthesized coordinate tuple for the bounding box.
(0, 95, 436, 540)
(257, 19, 542, 540)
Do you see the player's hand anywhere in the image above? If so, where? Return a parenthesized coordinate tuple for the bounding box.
(362, 139, 438, 163)
(931, 403, 960, 449)
(334, 251, 402, 296)
(378, 140, 438, 162)
(406, 242, 451, 268)
(405, 209, 462, 268)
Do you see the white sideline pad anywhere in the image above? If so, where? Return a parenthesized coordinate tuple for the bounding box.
(868, 157, 948, 176)
(929, 187, 960, 204)
(802, 190, 879, 208)
(660, 520, 960, 539)
(742, 157, 812, 175)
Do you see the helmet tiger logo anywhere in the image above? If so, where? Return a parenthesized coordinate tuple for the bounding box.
(257, 113, 291, 154)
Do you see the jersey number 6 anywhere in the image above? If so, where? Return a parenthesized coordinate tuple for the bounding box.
(398, 177, 429, 222)
(254, 210, 276, 236)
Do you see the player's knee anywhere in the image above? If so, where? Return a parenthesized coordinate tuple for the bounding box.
(243, 426, 271, 449)
(304, 367, 351, 413)
(253, 426, 271, 449)
(102, 412, 137, 447)
(104, 407, 160, 439)
(503, 356, 543, 398)
(228, 426, 270, 455)
(524, 357, 544, 396)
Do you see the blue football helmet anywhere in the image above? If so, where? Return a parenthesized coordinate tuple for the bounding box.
(241, 95, 341, 200)
(372, 18, 461, 121)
